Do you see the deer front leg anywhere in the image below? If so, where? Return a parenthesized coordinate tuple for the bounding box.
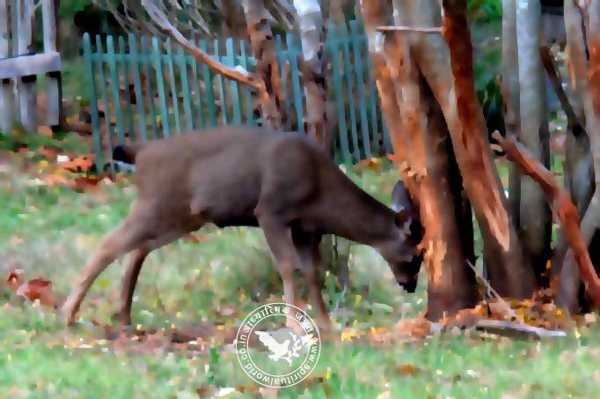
(293, 231, 331, 332)
(257, 214, 299, 306)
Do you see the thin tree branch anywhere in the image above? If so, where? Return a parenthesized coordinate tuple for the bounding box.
(540, 45, 586, 137)
(376, 26, 442, 33)
(141, 0, 263, 90)
(493, 131, 600, 310)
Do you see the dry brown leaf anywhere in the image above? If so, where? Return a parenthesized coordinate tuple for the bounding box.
(6, 268, 24, 292)
(61, 155, 94, 173)
(16, 278, 56, 307)
(394, 317, 432, 339)
(395, 363, 421, 376)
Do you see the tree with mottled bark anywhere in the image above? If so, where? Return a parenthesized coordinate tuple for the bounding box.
(361, 0, 478, 319)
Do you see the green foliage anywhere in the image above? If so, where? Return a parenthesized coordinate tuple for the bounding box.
(469, 0, 503, 23)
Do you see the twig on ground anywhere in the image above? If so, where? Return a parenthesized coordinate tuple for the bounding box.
(466, 260, 519, 321)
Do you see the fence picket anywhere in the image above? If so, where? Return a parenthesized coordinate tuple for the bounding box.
(128, 34, 148, 143)
(286, 34, 304, 133)
(118, 36, 135, 142)
(165, 39, 181, 133)
(106, 36, 126, 146)
(239, 40, 254, 125)
(340, 24, 360, 163)
(275, 35, 292, 131)
(141, 36, 159, 139)
(326, 24, 351, 165)
(189, 38, 204, 129)
(94, 35, 115, 172)
(365, 53, 381, 155)
(200, 39, 217, 127)
(176, 45, 194, 131)
(350, 20, 371, 159)
(214, 39, 228, 125)
(152, 37, 171, 137)
(226, 38, 242, 125)
(83, 33, 103, 171)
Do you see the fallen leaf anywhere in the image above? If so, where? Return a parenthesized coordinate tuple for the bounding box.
(16, 278, 56, 307)
(395, 317, 432, 339)
(340, 327, 363, 343)
(395, 363, 421, 376)
(61, 155, 94, 173)
(6, 269, 24, 292)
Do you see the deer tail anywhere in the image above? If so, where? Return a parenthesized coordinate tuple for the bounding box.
(112, 143, 143, 165)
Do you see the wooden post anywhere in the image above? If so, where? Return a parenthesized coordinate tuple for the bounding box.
(0, 0, 14, 133)
(17, 0, 37, 132)
(42, 0, 63, 129)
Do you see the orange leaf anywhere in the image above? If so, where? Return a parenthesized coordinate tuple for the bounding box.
(395, 317, 432, 339)
(16, 278, 56, 307)
(61, 155, 94, 173)
(73, 176, 102, 192)
(6, 269, 24, 292)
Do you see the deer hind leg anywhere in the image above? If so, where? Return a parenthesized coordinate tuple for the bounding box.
(62, 206, 153, 325)
(293, 230, 331, 332)
(113, 228, 194, 326)
(113, 248, 149, 326)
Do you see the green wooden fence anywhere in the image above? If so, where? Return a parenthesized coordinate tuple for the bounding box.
(83, 20, 392, 171)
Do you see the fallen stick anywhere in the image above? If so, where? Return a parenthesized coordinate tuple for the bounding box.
(473, 319, 567, 339)
(466, 260, 519, 321)
(492, 131, 600, 309)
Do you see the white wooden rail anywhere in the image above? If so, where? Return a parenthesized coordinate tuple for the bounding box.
(0, 0, 62, 133)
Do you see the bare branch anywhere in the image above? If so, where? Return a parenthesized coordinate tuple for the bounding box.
(141, 0, 262, 90)
(376, 26, 442, 33)
(540, 45, 586, 136)
(493, 131, 600, 310)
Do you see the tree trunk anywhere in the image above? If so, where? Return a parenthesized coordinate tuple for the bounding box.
(293, 0, 331, 150)
(241, 0, 284, 129)
(516, 0, 552, 287)
(551, 0, 593, 289)
(361, 0, 478, 319)
(501, 0, 522, 227)
(559, 0, 600, 312)
(221, 0, 248, 39)
(413, 0, 535, 297)
(326, 0, 347, 25)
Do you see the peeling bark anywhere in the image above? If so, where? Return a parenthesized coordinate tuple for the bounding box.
(362, 0, 478, 319)
(495, 132, 600, 310)
(221, 0, 248, 39)
(414, 0, 535, 297)
(293, 0, 331, 150)
(242, 0, 285, 128)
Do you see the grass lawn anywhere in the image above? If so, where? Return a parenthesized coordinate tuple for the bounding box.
(0, 151, 598, 398)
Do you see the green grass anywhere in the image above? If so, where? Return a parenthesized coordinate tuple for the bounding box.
(0, 157, 598, 398)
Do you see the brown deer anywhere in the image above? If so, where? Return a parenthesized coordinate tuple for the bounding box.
(61, 127, 422, 329)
